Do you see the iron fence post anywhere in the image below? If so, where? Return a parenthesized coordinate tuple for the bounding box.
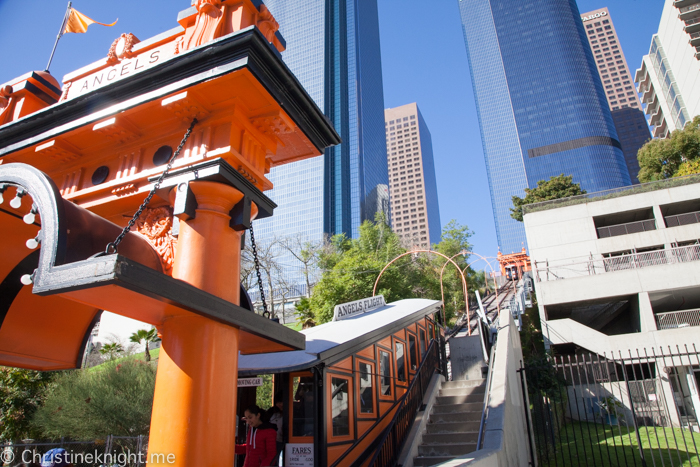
(619, 354, 648, 467)
(518, 361, 538, 467)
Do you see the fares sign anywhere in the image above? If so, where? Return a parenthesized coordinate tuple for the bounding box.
(333, 295, 386, 321)
(285, 444, 313, 467)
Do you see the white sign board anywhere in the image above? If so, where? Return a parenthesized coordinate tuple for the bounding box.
(238, 377, 263, 387)
(333, 295, 386, 321)
(285, 443, 314, 467)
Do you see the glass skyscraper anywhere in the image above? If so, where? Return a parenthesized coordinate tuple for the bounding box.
(458, 0, 632, 254)
(252, 0, 388, 299)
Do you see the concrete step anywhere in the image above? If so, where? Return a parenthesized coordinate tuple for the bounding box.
(418, 442, 478, 457)
(439, 385, 485, 397)
(422, 432, 479, 445)
(441, 380, 485, 390)
(431, 402, 482, 414)
(426, 421, 481, 434)
(436, 394, 483, 405)
(413, 456, 455, 466)
(430, 411, 482, 424)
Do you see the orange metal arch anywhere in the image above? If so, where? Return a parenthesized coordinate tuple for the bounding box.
(372, 249, 470, 335)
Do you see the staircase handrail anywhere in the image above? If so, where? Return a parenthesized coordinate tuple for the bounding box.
(476, 340, 497, 450)
(368, 339, 440, 467)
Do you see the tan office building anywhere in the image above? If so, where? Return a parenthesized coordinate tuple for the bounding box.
(581, 8, 641, 110)
(581, 7, 651, 182)
(384, 103, 441, 249)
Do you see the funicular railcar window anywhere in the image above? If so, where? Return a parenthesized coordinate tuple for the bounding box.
(419, 328, 426, 356)
(408, 334, 418, 371)
(395, 342, 407, 382)
(292, 376, 315, 437)
(358, 362, 374, 413)
(331, 377, 350, 436)
(379, 351, 392, 395)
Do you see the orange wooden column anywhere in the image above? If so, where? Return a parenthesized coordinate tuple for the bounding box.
(147, 181, 250, 466)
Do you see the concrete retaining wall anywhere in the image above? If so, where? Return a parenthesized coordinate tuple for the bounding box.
(440, 311, 534, 467)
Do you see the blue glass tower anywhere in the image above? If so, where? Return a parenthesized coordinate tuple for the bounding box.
(252, 0, 388, 299)
(458, 0, 632, 254)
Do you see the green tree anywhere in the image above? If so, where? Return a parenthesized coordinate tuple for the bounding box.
(414, 221, 474, 323)
(33, 359, 156, 439)
(99, 343, 124, 361)
(0, 367, 54, 441)
(256, 375, 273, 410)
(510, 174, 586, 221)
(310, 215, 416, 324)
(675, 158, 700, 177)
(637, 115, 700, 182)
(129, 328, 160, 362)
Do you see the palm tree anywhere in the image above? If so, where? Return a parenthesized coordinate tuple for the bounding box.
(294, 297, 316, 329)
(129, 328, 161, 362)
(99, 343, 124, 361)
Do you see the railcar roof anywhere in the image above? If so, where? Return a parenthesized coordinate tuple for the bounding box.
(238, 298, 441, 375)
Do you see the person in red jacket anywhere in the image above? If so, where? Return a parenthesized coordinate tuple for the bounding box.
(236, 405, 279, 467)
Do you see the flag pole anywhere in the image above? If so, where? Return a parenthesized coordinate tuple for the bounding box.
(46, 1, 72, 72)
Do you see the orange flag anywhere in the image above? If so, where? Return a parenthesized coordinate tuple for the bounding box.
(63, 8, 117, 34)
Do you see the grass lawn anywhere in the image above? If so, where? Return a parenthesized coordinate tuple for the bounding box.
(285, 322, 303, 331)
(537, 421, 700, 467)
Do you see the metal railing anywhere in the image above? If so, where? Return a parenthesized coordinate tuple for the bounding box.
(596, 219, 656, 238)
(534, 244, 700, 281)
(656, 308, 700, 329)
(525, 346, 700, 467)
(477, 343, 497, 450)
(680, 3, 700, 13)
(521, 173, 700, 216)
(665, 210, 700, 227)
(368, 340, 440, 467)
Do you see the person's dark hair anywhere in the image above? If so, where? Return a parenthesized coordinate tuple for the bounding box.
(245, 405, 264, 417)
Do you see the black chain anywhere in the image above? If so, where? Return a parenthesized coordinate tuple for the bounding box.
(105, 118, 198, 254)
(249, 224, 270, 318)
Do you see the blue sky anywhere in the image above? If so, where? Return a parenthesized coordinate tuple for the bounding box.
(0, 0, 664, 263)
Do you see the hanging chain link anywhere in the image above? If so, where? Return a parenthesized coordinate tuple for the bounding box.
(105, 118, 198, 254)
(249, 224, 270, 319)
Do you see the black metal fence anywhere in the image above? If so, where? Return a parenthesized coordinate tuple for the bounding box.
(0, 435, 147, 467)
(368, 340, 440, 467)
(524, 346, 700, 467)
